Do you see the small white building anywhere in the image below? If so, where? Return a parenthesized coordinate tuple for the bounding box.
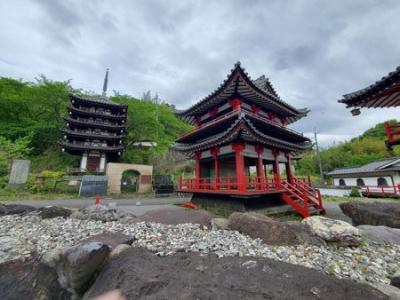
(327, 157, 400, 196)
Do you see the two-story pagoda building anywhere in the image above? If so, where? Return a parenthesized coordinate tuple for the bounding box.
(60, 70, 128, 173)
(174, 62, 324, 217)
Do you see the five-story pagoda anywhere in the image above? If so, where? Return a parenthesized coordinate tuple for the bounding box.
(60, 69, 128, 173)
(174, 62, 325, 217)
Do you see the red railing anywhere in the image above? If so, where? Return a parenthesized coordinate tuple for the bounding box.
(361, 185, 400, 197)
(384, 122, 400, 144)
(178, 176, 311, 193)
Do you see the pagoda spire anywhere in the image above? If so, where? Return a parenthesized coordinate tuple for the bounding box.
(102, 68, 109, 97)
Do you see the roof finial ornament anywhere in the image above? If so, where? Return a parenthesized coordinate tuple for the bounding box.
(102, 68, 109, 97)
(234, 61, 241, 67)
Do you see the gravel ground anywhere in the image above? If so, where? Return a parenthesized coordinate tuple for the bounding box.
(0, 214, 399, 285)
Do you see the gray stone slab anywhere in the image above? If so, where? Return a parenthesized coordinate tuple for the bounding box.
(79, 176, 108, 197)
(8, 159, 30, 187)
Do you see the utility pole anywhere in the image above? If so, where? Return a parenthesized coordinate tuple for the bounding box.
(314, 128, 324, 181)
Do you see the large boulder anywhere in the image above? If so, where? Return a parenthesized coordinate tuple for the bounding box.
(391, 270, 400, 289)
(340, 202, 400, 228)
(83, 247, 387, 300)
(228, 212, 324, 245)
(140, 208, 212, 228)
(78, 232, 134, 250)
(44, 241, 111, 297)
(0, 203, 36, 216)
(302, 216, 361, 246)
(38, 206, 72, 219)
(0, 258, 70, 300)
(358, 225, 400, 245)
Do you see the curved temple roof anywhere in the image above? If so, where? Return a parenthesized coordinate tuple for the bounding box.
(173, 114, 312, 155)
(69, 94, 128, 108)
(176, 62, 309, 125)
(339, 65, 400, 108)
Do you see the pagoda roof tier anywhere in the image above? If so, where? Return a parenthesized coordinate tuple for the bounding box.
(59, 141, 123, 153)
(173, 115, 312, 154)
(176, 62, 308, 124)
(69, 94, 128, 109)
(339, 65, 400, 108)
(176, 111, 308, 144)
(69, 106, 127, 120)
(64, 117, 126, 130)
(61, 129, 123, 140)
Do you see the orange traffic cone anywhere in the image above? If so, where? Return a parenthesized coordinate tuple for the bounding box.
(95, 194, 101, 205)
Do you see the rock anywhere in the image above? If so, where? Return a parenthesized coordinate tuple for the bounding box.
(391, 270, 400, 289)
(340, 202, 400, 228)
(38, 206, 72, 219)
(0, 258, 70, 300)
(41, 248, 62, 268)
(109, 244, 131, 259)
(211, 217, 230, 230)
(58, 241, 111, 296)
(0, 203, 36, 216)
(78, 231, 134, 250)
(140, 208, 212, 227)
(358, 225, 400, 245)
(83, 247, 387, 300)
(302, 216, 362, 246)
(71, 204, 131, 222)
(228, 212, 324, 245)
(371, 282, 400, 299)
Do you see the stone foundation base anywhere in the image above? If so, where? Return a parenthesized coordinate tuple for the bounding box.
(191, 193, 292, 216)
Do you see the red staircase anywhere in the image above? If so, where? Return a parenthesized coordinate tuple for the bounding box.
(280, 179, 326, 218)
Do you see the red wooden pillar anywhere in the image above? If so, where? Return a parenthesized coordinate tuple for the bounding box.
(195, 151, 201, 189)
(255, 145, 265, 189)
(211, 147, 220, 189)
(272, 149, 281, 186)
(285, 152, 294, 184)
(232, 142, 246, 191)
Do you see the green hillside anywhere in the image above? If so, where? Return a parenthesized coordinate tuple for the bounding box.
(0, 76, 192, 188)
(297, 121, 400, 177)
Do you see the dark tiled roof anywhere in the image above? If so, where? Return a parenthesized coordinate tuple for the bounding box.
(327, 157, 400, 176)
(177, 62, 308, 123)
(252, 75, 280, 98)
(173, 113, 312, 154)
(338, 65, 400, 108)
(69, 94, 128, 108)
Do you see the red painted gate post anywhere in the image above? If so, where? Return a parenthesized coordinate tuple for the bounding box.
(285, 152, 294, 184)
(195, 152, 201, 189)
(211, 147, 220, 190)
(255, 145, 265, 190)
(232, 142, 246, 191)
(272, 149, 281, 188)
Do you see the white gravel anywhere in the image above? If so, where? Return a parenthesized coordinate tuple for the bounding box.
(0, 214, 399, 285)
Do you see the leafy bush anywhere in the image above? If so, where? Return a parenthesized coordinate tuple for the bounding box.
(349, 187, 361, 197)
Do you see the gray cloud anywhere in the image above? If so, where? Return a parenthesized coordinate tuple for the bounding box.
(1, 0, 400, 146)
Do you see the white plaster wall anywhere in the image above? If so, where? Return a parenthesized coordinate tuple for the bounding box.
(333, 176, 393, 187)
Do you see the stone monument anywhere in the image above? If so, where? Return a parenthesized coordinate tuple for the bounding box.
(8, 159, 30, 188)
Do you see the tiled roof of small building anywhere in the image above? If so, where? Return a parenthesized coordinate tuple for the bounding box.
(326, 157, 400, 176)
(338, 65, 400, 108)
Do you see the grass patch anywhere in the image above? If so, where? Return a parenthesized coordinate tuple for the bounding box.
(323, 195, 399, 203)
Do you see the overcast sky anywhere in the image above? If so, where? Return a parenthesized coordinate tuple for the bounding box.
(1, 0, 400, 147)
